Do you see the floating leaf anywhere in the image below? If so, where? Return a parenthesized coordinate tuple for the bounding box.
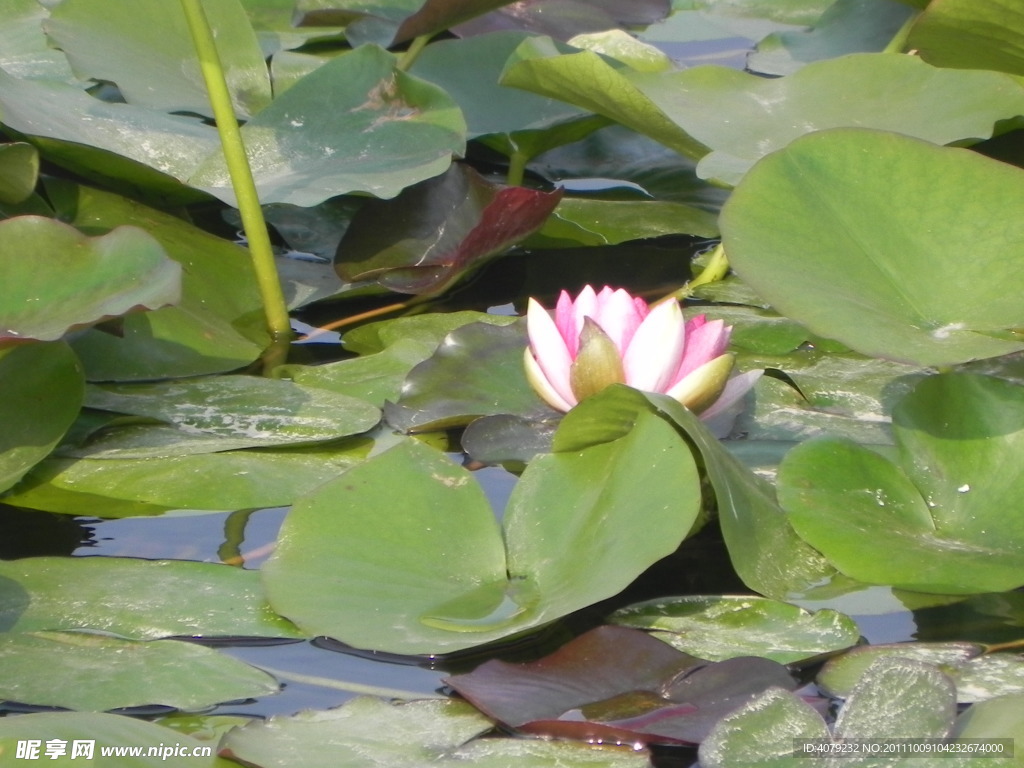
(0, 142, 38, 204)
(47, 180, 268, 379)
(222, 695, 651, 767)
(46, 0, 271, 117)
(0, 216, 180, 346)
(0, 343, 83, 494)
(0, 557, 304, 639)
(721, 129, 1024, 366)
(263, 408, 700, 653)
(610, 595, 860, 664)
(749, 0, 917, 76)
(336, 163, 563, 295)
(8, 442, 371, 512)
(698, 687, 830, 768)
(83, 375, 379, 451)
(0, 0, 75, 82)
(454, 0, 671, 41)
(446, 625, 797, 746)
(532, 197, 718, 246)
(779, 374, 1024, 594)
(385, 320, 557, 432)
(0, 712, 223, 767)
(909, 0, 1024, 77)
(0, 631, 279, 711)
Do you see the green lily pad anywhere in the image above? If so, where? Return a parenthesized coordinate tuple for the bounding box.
(8, 441, 371, 512)
(46, 0, 271, 117)
(0, 0, 74, 82)
(84, 375, 379, 451)
(0, 557, 304, 639)
(386, 320, 558, 432)
(698, 687, 830, 768)
(221, 696, 651, 767)
(0, 216, 180, 345)
(909, 0, 1024, 77)
(721, 129, 1024, 367)
(0, 631, 279, 711)
(0, 343, 83, 494)
(531, 197, 718, 246)
(0, 711, 224, 767)
(610, 595, 860, 664)
(45, 180, 268, 379)
(263, 407, 700, 653)
(749, 0, 916, 76)
(778, 374, 1024, 594)
(0, 46, 465, 207)
(342, 311, 515, 355)
(0, 142, 38, 204)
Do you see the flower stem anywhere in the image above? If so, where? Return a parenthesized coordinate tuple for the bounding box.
(656, 242, 731, 305)
(883, 12, 919, 54)
(179, 0, 292, 346)
(397, 34, 432, 71)
(506, 149, 528, 187)
(254, 664, 443, 701)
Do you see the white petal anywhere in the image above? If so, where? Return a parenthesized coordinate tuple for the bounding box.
(526, 298, 576, 407)
(698, 368, 764, 430)
(622, 299, 685, 393)
(524, 348, 574, 412)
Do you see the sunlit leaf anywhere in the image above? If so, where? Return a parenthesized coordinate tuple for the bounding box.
(749, 0, 916, 76)
(779, 374, 1024, 594)
(0, 0, 74, 82)
(263, 408, 700, 653)
(909, 0, 1024, 77)
(0, 343, 82, 494)
(0, 217, 180, 346)
(0, 712, 224, 767)
(0, 142, 38, 204)
(610, 595, 860, 664)
(0, 556, 303, 639)
(454, 0, 671, 41)
(721, 129, 1024, 366)
(46, 0, 271, 117)
(0, 631, 279, 711)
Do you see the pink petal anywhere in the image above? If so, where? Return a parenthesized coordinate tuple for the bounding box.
(526, 297, 576, 407)
(569, 285, 599, 358)
(554, 290, 577, 355)
(622, 299, 686, 393)
(698, 369, 764, 433)
(593, 287, 646, 354)
(523, 349, 575, 412)
(672, 318, 731, 385)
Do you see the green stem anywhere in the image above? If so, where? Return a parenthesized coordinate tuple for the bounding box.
(255, 664, 443, 701)
(657, 242, 731, 305)
(506, 149, 528, 187)
(397, 34, 431, 71)
(883, 12, 919, 54)
(179, 0, 292, 345)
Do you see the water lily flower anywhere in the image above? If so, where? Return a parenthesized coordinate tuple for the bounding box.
(524, 285, 761, 432)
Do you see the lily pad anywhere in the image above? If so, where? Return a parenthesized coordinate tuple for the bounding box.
(0, 216, 180, 346)
(909, 0, 1024, 77)
(610, 595, 860, 664)
(0, 142, 38, 204)
(454, 0, 671, 41)
(0, 343, 83, 494)
(336, 163, 563, 295)
(84, 375, 379, 450)
(778, 374, 1024, 594)
(721, 129, 1024, 366)
(0, 711, 224, 767)
(47, 180, 268, 380)
(46, 0, 272, 117)
(263, 407, 701, 653)
(221, 695, 651, 767)
(0, 631, 279, 711)
(0, 557, 304, 639)
(0, 0, 75, 82)
(8, 441, 371, 512)
(446, 625, 797, 746)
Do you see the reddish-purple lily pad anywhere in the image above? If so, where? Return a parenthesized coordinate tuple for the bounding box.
(0, 216, 180, 346)
(445, 625, 799, 745)
(335, 163, 562, 296)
